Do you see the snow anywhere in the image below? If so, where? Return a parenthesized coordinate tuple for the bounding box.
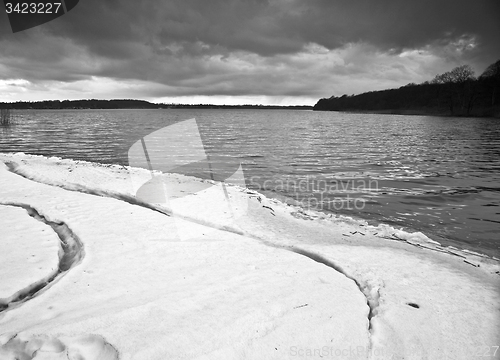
(0, 153, 499, 360)
(294, 244, 500, 359)
(0, 205, 60, 305)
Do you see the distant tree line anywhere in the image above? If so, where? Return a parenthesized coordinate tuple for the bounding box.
(314, 60, 500, 117)
(0, 99, 159, 109)
(0, 99, 313, 110)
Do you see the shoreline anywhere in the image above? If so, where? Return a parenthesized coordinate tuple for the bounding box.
(255, 186, 500, 260)
(2, 152, 499, 271)
(0, 152, 499, 359)
(7, 152, 498, 261)
(313, 108, 500, 119)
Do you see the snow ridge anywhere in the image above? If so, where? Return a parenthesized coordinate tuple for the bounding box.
(0, 203, 84, 313)
(5, 160, 249, 238)
(5, 161, 172, 217)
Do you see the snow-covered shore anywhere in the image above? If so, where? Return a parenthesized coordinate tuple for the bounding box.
(0, 153, 499, 360)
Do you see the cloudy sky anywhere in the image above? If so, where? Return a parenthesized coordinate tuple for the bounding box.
(0, 0, 499, 105)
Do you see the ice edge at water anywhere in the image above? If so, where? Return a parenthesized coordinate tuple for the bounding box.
(3, 151, 499, 264)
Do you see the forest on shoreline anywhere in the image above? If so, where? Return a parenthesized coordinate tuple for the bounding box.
(314, 60, 500, 118)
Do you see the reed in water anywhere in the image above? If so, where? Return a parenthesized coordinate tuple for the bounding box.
(0, 109, 13, 126)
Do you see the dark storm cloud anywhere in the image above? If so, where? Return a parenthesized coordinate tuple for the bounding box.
(0, 0, 498, 100)
(295, 0, 499, 54)
(36, 0, 499, 57)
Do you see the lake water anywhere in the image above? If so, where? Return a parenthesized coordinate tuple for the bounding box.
(1, 109, 499, 257)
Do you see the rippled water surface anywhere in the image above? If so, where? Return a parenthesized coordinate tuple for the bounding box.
(1, 109, 499, 256)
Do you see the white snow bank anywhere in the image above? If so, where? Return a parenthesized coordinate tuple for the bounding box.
(0, 205, 60, 305)
(0, 155, 368, 359)
(294, 243, 500, 359)
(3, 152, 494, 261)
(0, 153, 499, 360)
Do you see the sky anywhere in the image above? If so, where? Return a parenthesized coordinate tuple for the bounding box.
(0, 0, 499, 105)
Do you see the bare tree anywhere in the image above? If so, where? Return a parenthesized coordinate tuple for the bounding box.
(430, 65, 476, 115)
(479, 60, 500, 106)
(480, 60, 500, 79)
(450, 65, 476, 83)
(431, 65, 475, 84)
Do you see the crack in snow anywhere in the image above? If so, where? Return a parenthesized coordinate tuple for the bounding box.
(0, 203, 84, 314)
(5, 161, 172, 217)
(4, 159, 381, 352)
(4, 161, 250, 238)
(290, 247, 380, 352)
